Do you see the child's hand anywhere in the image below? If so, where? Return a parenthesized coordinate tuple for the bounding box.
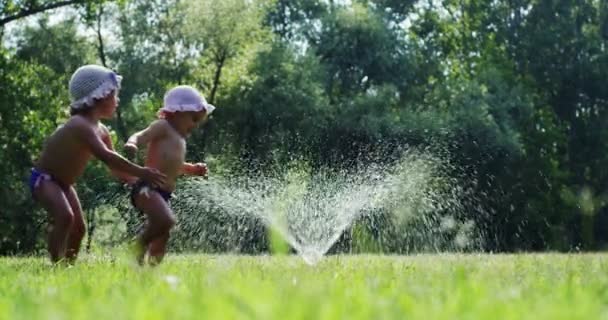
(121, 176, 138, 186)
(140, 167, 167, 187)
(193, 162, 208, 177)
(124, 143, 138, 160)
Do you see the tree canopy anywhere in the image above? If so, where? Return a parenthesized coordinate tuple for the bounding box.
(2, 0, 608, 254)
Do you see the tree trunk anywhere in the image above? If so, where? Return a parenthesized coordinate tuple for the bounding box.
(96, 7, 107, 68)
(209, 51, 226, 105)
(94, 5, 128, 142)
(196, 51, 226, 161)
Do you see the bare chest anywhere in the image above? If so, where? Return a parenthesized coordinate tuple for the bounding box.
(153, 135, 186, 165)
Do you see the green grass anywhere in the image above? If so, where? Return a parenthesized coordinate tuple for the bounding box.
(1, 254, 608, 319)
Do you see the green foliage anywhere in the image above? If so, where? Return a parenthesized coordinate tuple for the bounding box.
(0, 49, 68, 253)
(265, 0, 327, 41)
(222, 43, 329, 166)
(351, 222, 384, 253)
(3, 0, 608, 254)
(314, 3, 405, 95)
(268, 227, 290, 255)
(14, 16, 96, 75)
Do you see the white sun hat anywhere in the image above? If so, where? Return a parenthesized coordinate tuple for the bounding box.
(159, 85, 216, 116)
(69, 65, 122, 110)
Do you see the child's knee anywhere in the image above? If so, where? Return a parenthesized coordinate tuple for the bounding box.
(164, 215, 177, 231)
(54, 211, 74, 229)
(71, 221, 86, 239)
(156, 214, 176, 233)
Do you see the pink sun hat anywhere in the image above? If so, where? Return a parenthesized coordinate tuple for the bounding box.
(69, 65, 122, 110)
(158, 85, 215, 118)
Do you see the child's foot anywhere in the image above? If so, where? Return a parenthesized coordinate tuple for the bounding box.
(148, 255, 164, 267)
(65, 256, 77, 266)
(129, 240, 146, 266)
(50, 258, 72, 268)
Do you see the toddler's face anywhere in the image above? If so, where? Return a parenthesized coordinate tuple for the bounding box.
(96, 91, 119, 119)
(173, 110, 208, 136)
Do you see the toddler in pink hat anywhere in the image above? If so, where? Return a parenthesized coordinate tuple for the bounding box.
(124, 85, 215, 265)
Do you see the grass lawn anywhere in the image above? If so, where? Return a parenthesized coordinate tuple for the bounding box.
(1, 253, 607, 319)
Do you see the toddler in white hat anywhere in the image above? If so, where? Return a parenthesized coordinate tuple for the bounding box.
(124, 85, 215, 266)
(29, 64, 166, 264)
(68, 64, 122, 115)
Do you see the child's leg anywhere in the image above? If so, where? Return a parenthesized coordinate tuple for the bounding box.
(148, 232, 170, 265)
(64, 187, 86, 263)
(133, 192, 176, 264)
(33, 181, 74, 263)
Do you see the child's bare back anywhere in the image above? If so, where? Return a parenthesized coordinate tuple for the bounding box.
(36, 116, 115, 186)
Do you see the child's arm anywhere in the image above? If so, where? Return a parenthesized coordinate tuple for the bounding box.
(124, 120, 167, 158)
(182, 162, 208, 176)
(99, 125, 137, 184)
(74, 119, 166, 186)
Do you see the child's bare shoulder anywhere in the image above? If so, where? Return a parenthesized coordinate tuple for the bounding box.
(62, 116, 111, 145)
(151, 119, 171, 128)
(63, 115, 96, 133)
(148, 119, 172, 135)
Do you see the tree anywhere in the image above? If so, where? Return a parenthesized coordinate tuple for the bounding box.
(224, 43, 329, 167)
(0, 50, 68, 253)
(312, 3, 406, 97)
(0, 0, 108, 26)
(14, 16, 96, 75)
(182, 0, 272, 159)
(265, 0, 326, 41)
